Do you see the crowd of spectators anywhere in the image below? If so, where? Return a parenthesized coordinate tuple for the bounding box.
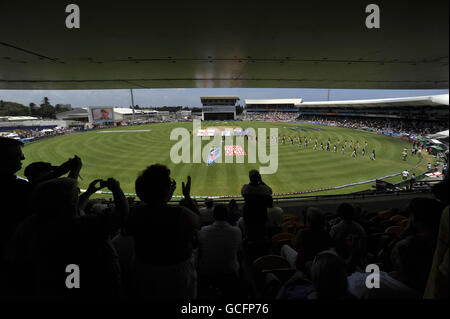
(0, 126, 74, 141)
(297, 115, 448, 138)
(243, 112, 299, 122)
(0, 136, 448, 300)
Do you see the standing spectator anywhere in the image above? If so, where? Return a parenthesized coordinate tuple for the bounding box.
(128, 164, 200, 299)
(24, 156, 82, 188)
(241, 169, 272, 200)
(0, 137, 31, 290)
(4, 176, 128, 299)
(410, 173, 416, 190)
(402, 170, 409, 181)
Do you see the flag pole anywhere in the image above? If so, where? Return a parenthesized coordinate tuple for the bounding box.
(130, 88, 135, 121)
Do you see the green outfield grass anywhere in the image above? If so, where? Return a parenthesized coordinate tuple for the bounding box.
(18, 121, 428, 198)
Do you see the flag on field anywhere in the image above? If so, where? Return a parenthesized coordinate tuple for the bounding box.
(425, 172, 443, 178)
(207, 147, 221, 166)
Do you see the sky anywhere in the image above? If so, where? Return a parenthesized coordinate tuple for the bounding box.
(0, 88, 448, 108)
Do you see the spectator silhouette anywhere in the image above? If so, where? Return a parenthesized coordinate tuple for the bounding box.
(24, 156, 82, 188)
(241, 169, 272, 201)
(0, 137, 31, 290)
(4, 176, 128, 299)
(128, 164, 200, 299)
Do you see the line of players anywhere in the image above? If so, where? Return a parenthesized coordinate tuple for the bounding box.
(268, 135, 377, 160)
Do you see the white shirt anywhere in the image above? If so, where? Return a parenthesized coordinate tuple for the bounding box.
(197, 221, 242, 276)
(347, 271, 421, 299)
(402, 170, 409, 177)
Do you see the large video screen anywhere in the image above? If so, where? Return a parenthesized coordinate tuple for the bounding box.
(91, 108, 114, 122)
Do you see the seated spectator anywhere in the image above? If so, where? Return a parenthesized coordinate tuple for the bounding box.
(199, 198, 215, 226)
(197, 204, 242, 278)
(281, 207, 332, 275)
(308, 251, 351, 299)
(382, 198, 444, 269)
(227, 199, 241, 226)
(266, 197, 283, 234)
(4, 177, 128, 299)
(329, 203, 366, 270)
(330, 203, 366, 242)
(241, 169, 272, 201)
(348, 234, 436, 299)
(404, 198, 445, 237)
(128, 164, 200, 299)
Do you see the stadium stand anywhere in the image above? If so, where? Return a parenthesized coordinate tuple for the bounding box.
(0, 132, 448, 299)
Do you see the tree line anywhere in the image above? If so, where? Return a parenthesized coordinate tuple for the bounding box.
(0, 97, 72, 118)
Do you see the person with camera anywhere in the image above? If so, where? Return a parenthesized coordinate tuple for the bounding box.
(4, 167, 129, 298)
(241, 169, 272, 200)
(24, 155, 83, 191)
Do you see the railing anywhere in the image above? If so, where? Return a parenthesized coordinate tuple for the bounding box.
(167, 187, 434, 205)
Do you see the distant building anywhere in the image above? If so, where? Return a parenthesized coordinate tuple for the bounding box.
(175, 110, 192, 119)
(245, 98, 302, 112)
(201, 96, 239, 121)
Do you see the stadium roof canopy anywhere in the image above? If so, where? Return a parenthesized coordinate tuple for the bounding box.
(113, 108, 137, 115)
(5, 116, 39, 121)
(300, 94, 449, 108)
(0, 1, 448, 90)
(427, 129, 449, 139)
(245, 99, 303, 105)
(200, 96, 240, 100)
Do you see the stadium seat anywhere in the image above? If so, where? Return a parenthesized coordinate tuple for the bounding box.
(282, 213, 301, 223)
(253, 255, 292, 273)
(389, 215, 407, 223)
(251, 255, 294, 296)
(385, 225, 402, 236)
(281, 221, 302, 234)
(197, 273, 244, 300)
(378, 210, 395, 219)
(399, 219, 409, 230)
(271, 232, 294, 255)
